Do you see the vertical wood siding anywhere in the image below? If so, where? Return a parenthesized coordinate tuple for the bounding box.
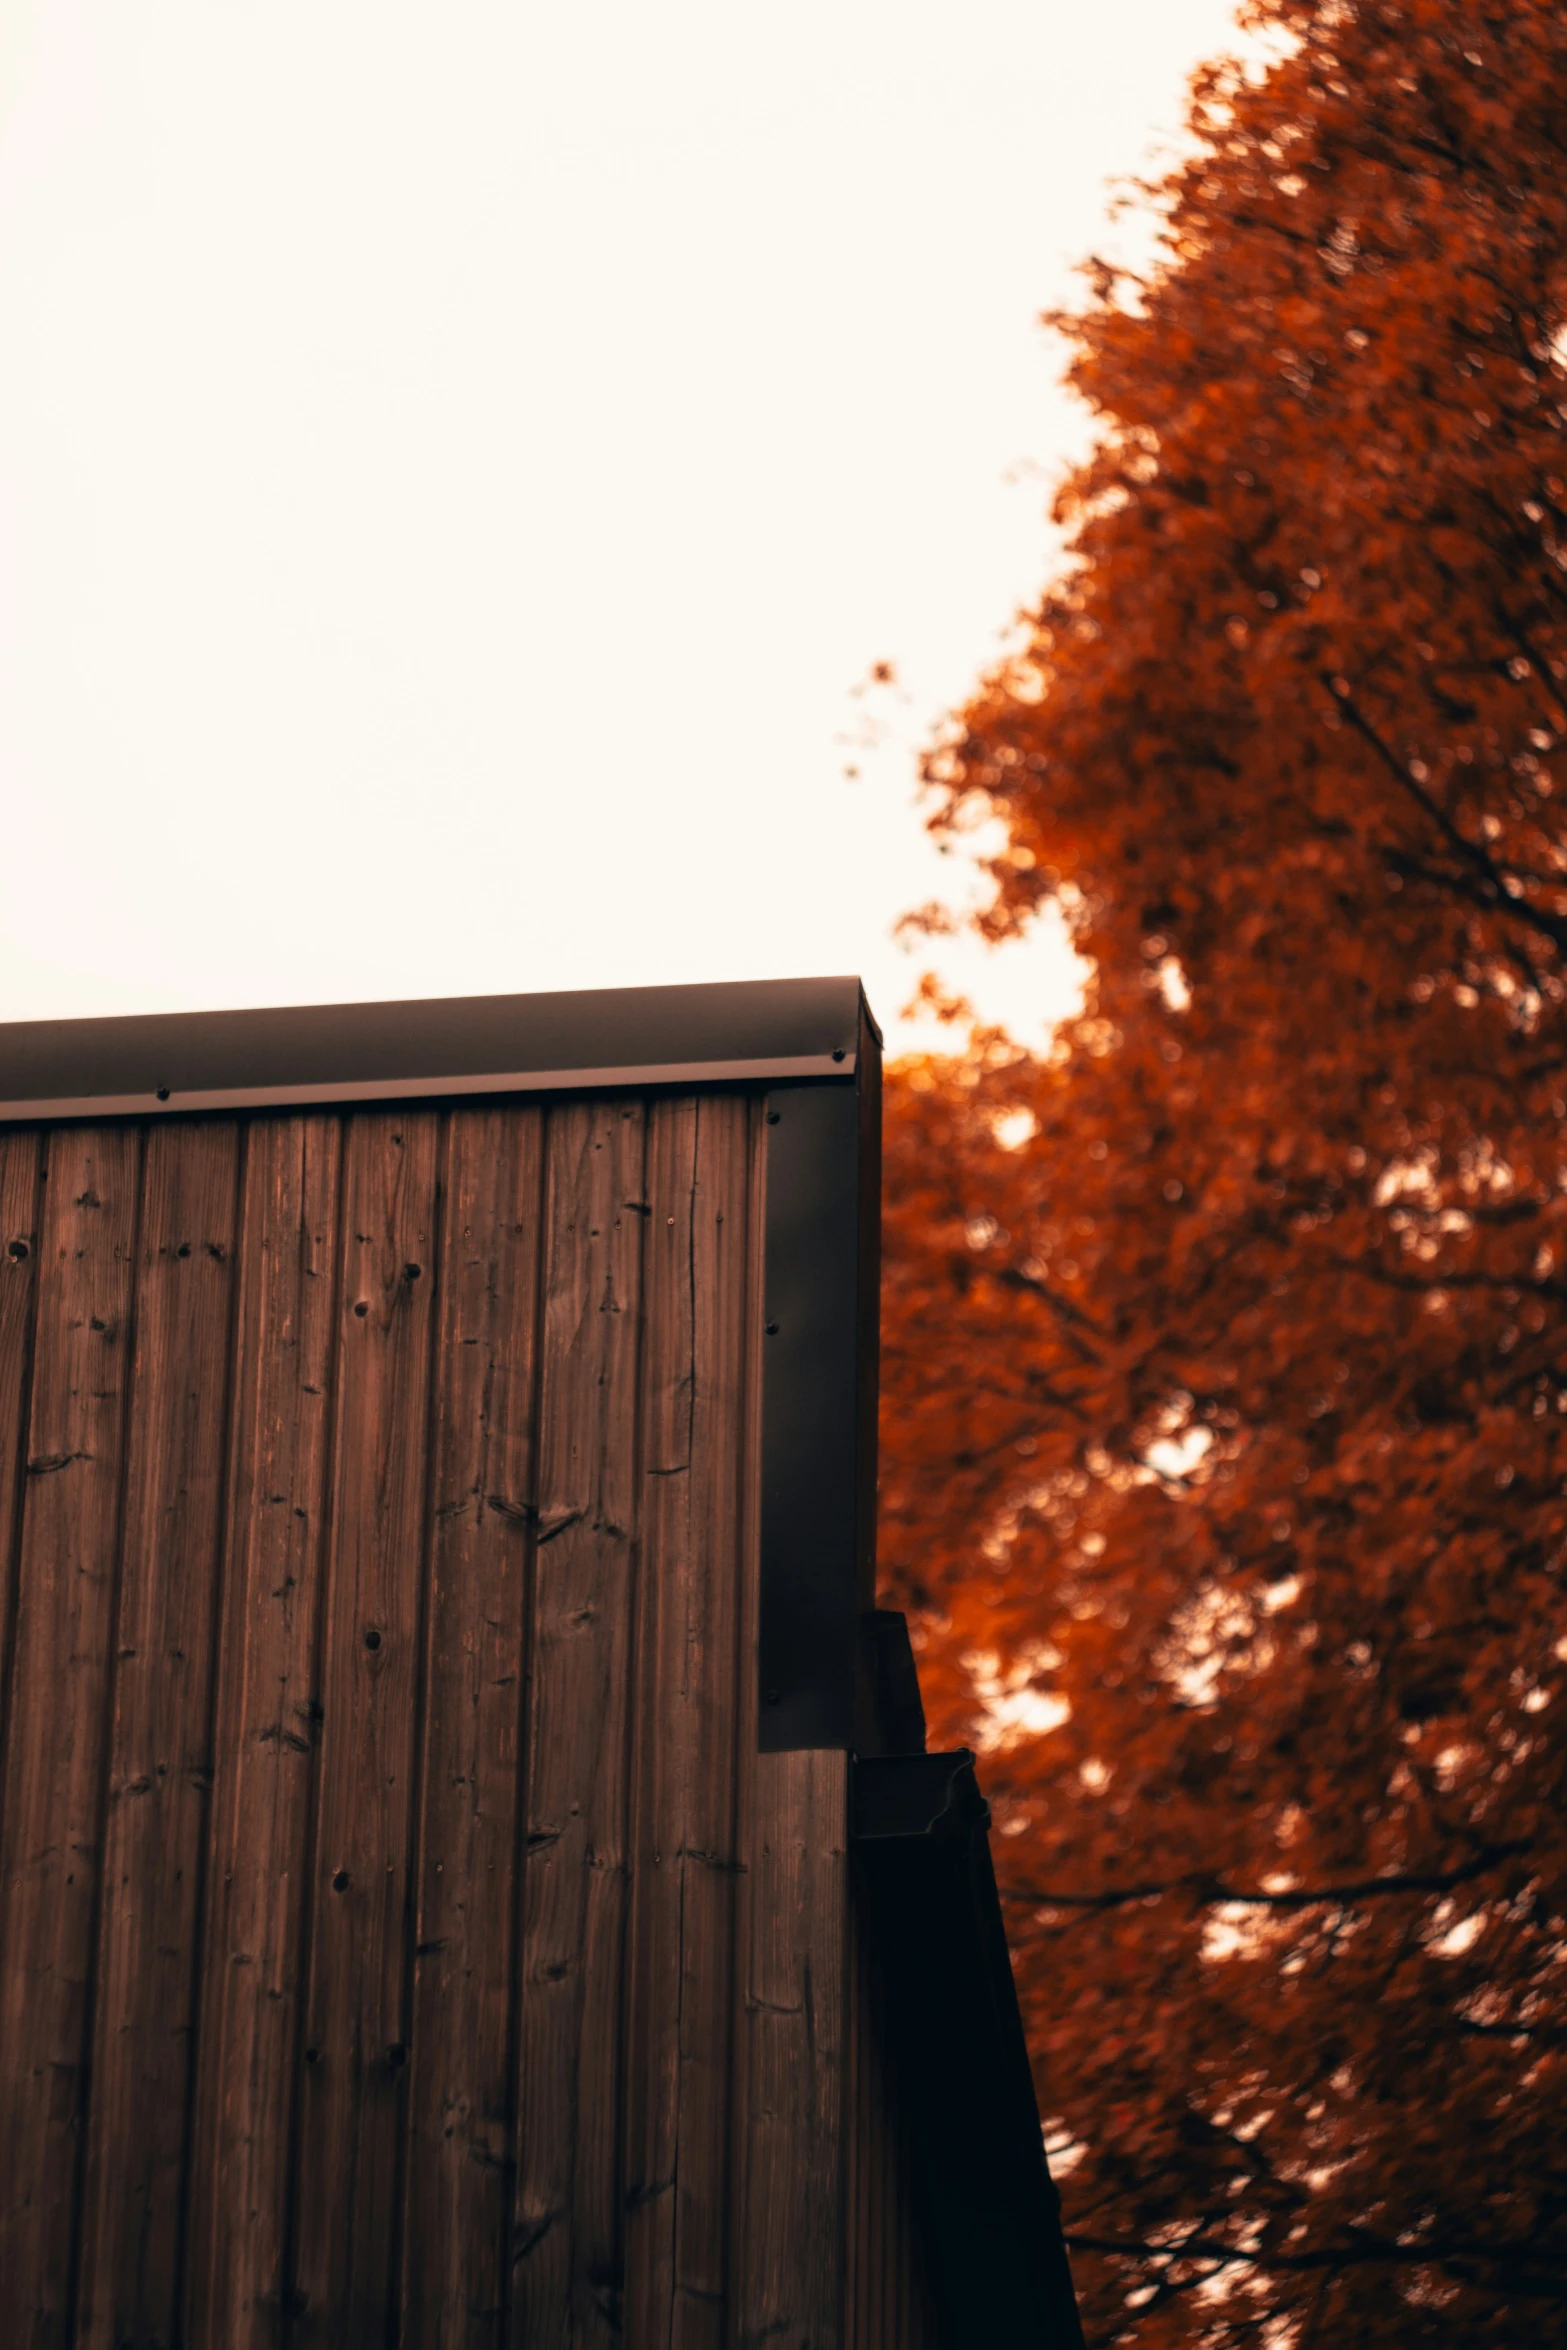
(400, 1103, 544, 2347)
(0, 1095, 930, 2348)
(843, 1882, 939, 2350)
(0, 1125, 143, 2347)
(185, 1113, 343, 2347)
(76, 1123, 243, 2349)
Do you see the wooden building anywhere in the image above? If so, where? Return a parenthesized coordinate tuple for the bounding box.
(0, 979, 1081, 2348)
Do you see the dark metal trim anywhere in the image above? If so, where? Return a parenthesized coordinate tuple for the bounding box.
(851, 1752, 1086, 2349)
(858, 1610, 927, 1758)
(0, 977, 867, 1123)
(757, 991, 881, 1752)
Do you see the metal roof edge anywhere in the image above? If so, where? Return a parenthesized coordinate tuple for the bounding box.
(0, 976, 876, 1122)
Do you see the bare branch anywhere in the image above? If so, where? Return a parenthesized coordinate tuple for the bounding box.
(999, 1840, 1532, 1915)
(1326, 674, 1567, 957)
(1065, 2226, 1567, 2291)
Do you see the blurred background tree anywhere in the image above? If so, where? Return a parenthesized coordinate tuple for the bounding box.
(878, 1, 1567, 2339)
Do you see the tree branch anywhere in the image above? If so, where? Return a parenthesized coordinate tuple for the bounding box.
(999, 1839, 1532, 1915)
(1325, 674, 1567, 956)
(1064, 2226, 1566, 2290)
(994, 1263, 1108, 1360)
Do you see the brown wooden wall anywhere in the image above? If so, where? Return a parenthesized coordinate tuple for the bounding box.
(843, 1885, 939, 2350)
(0, 1094, 932, 2350)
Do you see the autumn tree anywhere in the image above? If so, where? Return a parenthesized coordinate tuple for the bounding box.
(877, 3, 1567, 2341)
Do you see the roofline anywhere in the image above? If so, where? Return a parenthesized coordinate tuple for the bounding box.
(0, 976, 880, 1123)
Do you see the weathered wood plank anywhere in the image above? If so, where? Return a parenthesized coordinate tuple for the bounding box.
(624, 1095, 751, 2348)
(75, 1121, 242, 2350)
(891, 2025, 910, 2350)
(862, 1897, 881, 2350)
(291, 1109, 440, 2346)
(510, 1100, 646, 2350)
(183, 1113, 343, 2348)
(732, 1747, 850, 2349)
(879, 1953, 897, 2350)
(843, 1891, 870, 2350)
(0, 1123, 143, 2345)
(0, 1129, 43, 1833)
(731, 1093, 850, 2350)
(0, 1128, 44, 2321)
(0, 1133, 43, 2321)
(881, 1935, 902, 2350)
(401, 1104, 545, 2348)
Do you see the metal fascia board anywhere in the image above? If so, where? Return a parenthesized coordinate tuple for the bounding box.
(0, 1057, 852, 1124)
(757, 986, 882, 1751)
(0, 976, 862, 1122)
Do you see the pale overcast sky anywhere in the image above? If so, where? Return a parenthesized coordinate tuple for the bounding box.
(0, 0, 1245, 1054)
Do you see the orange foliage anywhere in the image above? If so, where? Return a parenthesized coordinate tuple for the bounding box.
(878, 3, 1567, 2340)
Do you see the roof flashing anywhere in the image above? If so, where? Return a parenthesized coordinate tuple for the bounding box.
(0, 976, 871, 1122)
